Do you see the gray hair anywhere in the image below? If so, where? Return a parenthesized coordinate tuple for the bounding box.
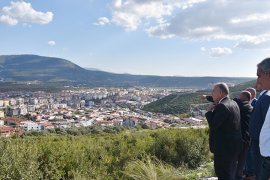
(257, 58, 270, 73)
(215, 82, 229, 95)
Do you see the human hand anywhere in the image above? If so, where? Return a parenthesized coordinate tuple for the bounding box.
(200, 95, 207, 100)
(206, 103, 216, 112)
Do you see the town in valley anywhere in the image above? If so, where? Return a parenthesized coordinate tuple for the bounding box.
(0, 86, 207, 137)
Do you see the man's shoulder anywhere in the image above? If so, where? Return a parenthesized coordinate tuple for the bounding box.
(219, 98, 237, 109)
(263, 91, 270, 96)
(260, 92, 270, 102)
(222, 97, 237, 105)
(221, 98, 240, 111)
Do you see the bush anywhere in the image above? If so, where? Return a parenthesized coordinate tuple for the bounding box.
(0, 128, 211, 179)
(150, 129, 210, 168)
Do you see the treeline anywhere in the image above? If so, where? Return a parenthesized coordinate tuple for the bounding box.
(0, 128, 211, 179)
(0, 82, 65, 93)
(23, 126, 129, 137)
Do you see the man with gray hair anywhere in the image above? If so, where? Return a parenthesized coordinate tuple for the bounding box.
(205, 83, 242, 179)
(255, 58, 270, 179)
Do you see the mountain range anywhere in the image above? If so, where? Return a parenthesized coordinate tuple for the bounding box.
(0, 55, 254, 88)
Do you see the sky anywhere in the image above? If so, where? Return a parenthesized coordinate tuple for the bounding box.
(0, 0, 270, 77)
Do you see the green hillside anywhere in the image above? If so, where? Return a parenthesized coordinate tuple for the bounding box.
(143, 92, 208, 115)
(143, 80, 256, 115)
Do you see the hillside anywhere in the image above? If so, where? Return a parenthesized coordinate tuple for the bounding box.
(0, 55, 254, 88)
(143, 80, 257, 114)
(0, 55, 114, 84)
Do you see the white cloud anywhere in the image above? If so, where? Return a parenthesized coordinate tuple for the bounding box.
(94, 17, 110, 26)
(0, 1, 53, 26)
(230, 13, 270, 24)
(114, 0, 122, 8)
(146, 22, 174, 39)
(112, 11, 141, 31)
(234, 38, 270, 50)
(48, 41, 56, 46)
(0, 15, 17, 25)
(202, 47, 232, 57)
(111, 0, 180, 31)
(108, 0, 270, 49)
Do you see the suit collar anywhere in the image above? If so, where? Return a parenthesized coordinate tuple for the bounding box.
(219, 96, 228, 104)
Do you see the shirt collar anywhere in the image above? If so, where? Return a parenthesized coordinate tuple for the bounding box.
(219, 96, 228, 104)
(249, 98, 256, 104)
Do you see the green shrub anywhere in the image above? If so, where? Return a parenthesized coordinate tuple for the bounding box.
(150, 129, 210, 168)
(0, 128, 211, 179)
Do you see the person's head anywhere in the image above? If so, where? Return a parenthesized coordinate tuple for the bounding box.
(245, 87, 256, 99)
(212, 83, 229, 103)
(239, 91, 251, 101)
(257, 58, 270, 90)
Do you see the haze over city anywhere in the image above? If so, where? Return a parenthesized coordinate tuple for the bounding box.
(1, 0, 270, 77)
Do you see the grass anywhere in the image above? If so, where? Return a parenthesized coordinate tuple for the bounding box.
(124, 156, 215, 180)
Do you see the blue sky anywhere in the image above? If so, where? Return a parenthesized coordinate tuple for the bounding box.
(0, 0, 270, 77)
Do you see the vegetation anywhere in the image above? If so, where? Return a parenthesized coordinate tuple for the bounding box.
(230, 80, 256, 97)
(143, 80, 257, 115)
(0, 128, 212, 179)
(124, 156, 214, 180)
(23, 126, 127, 136)
(0, 82, 66, 92)
(143, 92, 208, 115)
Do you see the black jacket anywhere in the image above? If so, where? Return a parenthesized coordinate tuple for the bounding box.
(205, 97, 242, 157)
(233, 98, 253, 144)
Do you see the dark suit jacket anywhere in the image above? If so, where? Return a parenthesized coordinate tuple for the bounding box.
(233, 98, 253, 144)
(249, 90, 270, 141)
(205, 97, 242, 157)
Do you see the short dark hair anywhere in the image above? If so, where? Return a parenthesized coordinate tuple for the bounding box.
(216, 83, 229, 95)
(241, 90, 251, 101)
(257, 58, 270, 73)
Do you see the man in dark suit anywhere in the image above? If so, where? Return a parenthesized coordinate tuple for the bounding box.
(233, 91, 253, 180)
(205, 83, 242, 180)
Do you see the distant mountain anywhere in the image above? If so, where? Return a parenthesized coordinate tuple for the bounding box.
(0, 55, 255, 88)
(143, 80, 257, 115)
(0, 55, 111, 83)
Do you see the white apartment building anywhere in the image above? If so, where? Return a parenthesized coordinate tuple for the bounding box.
(9, 98, 16, 106)
(16, 98, 24, 105)
(19, 107, 28, 115)
(20, 121, 41, 131)
(0, 100, 4, 107)
(0, 120, 4, 127)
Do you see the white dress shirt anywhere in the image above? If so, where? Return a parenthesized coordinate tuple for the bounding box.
(260, 104, 270, 157)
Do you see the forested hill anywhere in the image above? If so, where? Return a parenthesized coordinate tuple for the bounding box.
(143, 80, 257, 115)
(0, 55, 254, 88)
